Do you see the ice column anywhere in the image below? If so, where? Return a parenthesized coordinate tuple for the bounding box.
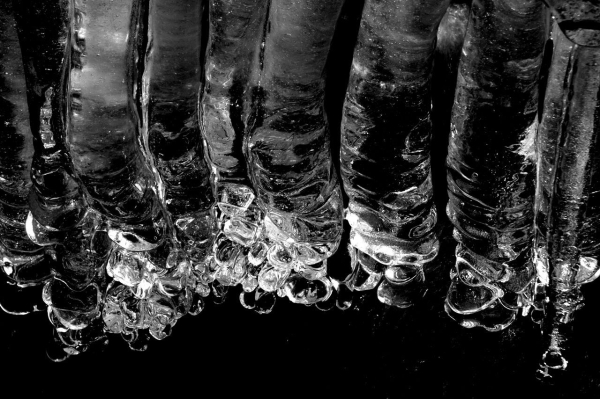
(12, 0, 112, 358)
(534, 14, 600, 376)
(68, 0, 187, 343)
(341, 0, 449, 307)
(0, 1, 55, 314)
(199, 0, 269, 307)
(201, 0, 269, 186)
(243, 0, 345, 309)
(445, 0, 548, 331)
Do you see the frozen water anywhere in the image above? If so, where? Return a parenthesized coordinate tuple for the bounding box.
(445, 0, 547, 329)
(534, 20, 600, 376)
(199, 0, 347, 311)
(0, 1, 56, 299)
(340, 0, 449, 307)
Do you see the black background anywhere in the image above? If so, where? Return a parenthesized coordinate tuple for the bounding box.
(2, 0, 600, 397)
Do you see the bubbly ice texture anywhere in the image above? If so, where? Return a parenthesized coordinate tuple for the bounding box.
(534, 21, 600, 377)
(445, 0, 548, 330)
(200, 0, 269, 186)
(245, 0, 344, 253)
(340, 0, 449, 307)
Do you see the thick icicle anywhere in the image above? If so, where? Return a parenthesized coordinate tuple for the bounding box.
(534, 18, 600, 377)
(144, 0, 215, 315)
(244, 0, 345, 307)
(12, 0, 111, 359)
(0, 1, 54, 314)
(68, 0, 185, 344)
(431, 0, 470, 211)
(201, 0, 269, 186)
(68, 0, 165, 251)
(340, 0, 449, 307)
(445, 0, 548, 330)
(544, 0, 600, 47)
(199, 0, 269, 304)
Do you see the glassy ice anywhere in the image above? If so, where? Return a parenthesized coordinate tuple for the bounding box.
(445, 0, 547, 331)
(340, 0, 449, 308)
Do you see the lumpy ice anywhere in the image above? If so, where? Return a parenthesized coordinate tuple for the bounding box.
(533, 16, 600, 377)
(340, 0, 449, 307)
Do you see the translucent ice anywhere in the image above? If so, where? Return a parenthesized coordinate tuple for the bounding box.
(445, 0, 547, 330)
(534, 19, 600, 377)
(340, 0, 449, 307)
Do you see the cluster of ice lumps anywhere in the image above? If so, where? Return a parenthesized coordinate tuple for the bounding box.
(202, 183, 341, 313)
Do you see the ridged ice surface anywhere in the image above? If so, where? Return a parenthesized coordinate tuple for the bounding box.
(340, 0, 449, 307)
(445, 0, 547, 331)
(534, 21, 600, 377)
(246, 0, 344, 252)
(69, 0, 164, 239)
(201, 0, 269, 185)
(198, 0, 345, 311)
(146, 0, 213, 212)
(0, 2, 54, 314)
(241, 0, 344, 308)
(8, 0, 113, 359)
(65, 0, 193, 351)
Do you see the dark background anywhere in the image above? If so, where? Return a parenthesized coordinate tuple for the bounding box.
(3, 222, 600, 398)
(2, 0, 600, 397)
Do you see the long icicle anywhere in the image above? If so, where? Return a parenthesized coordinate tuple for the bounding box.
(340, 0, 450, 307)
(13, 0, 112, 360)
(0, 0, 55, 315)
(534, 18, 600, 378)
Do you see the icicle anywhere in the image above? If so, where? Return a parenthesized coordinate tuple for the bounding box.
(244, 0, 345, 308)
(340, 0, 450, 308)
(534, 18, 600, 378)
(144, 0, 215, 317)
(443, 0, 548, 331)
(0, 1, 55, 315)
(12, 0, 111, 359)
